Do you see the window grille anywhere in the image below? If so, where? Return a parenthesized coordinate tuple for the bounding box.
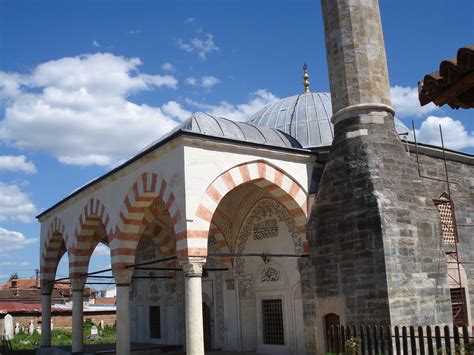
(149, 306, 161, 338)
(450, 288, 467, 326)
(434, 198, 457, 244)
(262, 299, 285, 345)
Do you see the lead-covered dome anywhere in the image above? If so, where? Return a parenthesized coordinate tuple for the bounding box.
(247, 92, 409, 148)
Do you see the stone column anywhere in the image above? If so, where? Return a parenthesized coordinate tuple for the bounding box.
(71, 278, 85, 353)
(180, 257, 206, 355)
(40, 283, 54, 347)
(113, 269, 134, 355)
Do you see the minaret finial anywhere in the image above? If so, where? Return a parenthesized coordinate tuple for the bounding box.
(303, 63, 310, 94)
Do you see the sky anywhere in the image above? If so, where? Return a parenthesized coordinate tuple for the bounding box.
(0, 0, 473, 287)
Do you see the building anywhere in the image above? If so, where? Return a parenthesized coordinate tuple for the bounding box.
(36, 1, 473, 354)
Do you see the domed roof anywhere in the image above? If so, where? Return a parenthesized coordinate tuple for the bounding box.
(150, 112, 303, 150)
(247, 92, 409, 148)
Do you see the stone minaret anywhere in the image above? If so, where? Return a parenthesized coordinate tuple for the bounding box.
(307, 0, 452, 343)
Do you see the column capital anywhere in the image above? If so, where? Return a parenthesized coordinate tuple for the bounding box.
(179, 257, 206, 277)
(113, 268, 134, 286)
(70, 278, 86, 292)
(41, 283, 54, 295)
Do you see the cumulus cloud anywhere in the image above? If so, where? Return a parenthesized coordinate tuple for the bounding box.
(185, 75, 220, 88)
(415, 116, 474, 150)
(161, 62, 175, 72)
(0, 182, 36, 222)
(93, 243, 110, 256)
(178, 34, 219, 59)
(0, 155, 36, 174)
(0, 53, 182, 167)
(186, 89, 278, 121)
(0, 227, 36, 254)
(391, 85, 438, 118)
(162, 101, 192, 121)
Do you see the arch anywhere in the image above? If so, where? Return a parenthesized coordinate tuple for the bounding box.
(112, 172, 183, 269)
(40, 217, 69, 286)
(192, 160, 308, 256)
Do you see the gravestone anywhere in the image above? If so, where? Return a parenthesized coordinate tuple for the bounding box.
(90, 325, 99, 339)
(29, 320, 34, 334)
(51, 320, 54, 330)
(37, 325, 41, 334)
(14, 322, 20, 334)
(4, 314, 13, 339)
(100, 320, 104, 329)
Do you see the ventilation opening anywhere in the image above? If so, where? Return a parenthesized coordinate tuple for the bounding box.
(149, 306, 161, 338)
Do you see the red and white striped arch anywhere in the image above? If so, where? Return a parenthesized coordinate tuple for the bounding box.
(186, 160, 309, 257)
(111, 172, 183, 269)
(40, 217, 69, 286)
(69, 198, 112, 278)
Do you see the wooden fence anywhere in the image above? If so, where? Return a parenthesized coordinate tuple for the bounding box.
(327, 325, 474, 354)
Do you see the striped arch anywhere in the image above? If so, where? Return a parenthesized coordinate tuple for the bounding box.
(69, 198, 112, 278)
(190, 160, 308, 256)
(112, 172, 183, 269)
(41, 217, 69, 286)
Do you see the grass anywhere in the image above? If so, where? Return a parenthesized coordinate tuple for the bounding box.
(9, 320, 116, 350)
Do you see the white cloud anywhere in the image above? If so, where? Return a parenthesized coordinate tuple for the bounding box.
(162, 101, 192, 121)
(185, 76, 220, 88)
(0, 53, 181, 167)
(391, 85, 438, 118)
(161, 62, 175, 72)
(0, 227, 36, 254)
(0, 155, 36, 174)
(93, 244, 110, 256)
(0, 261, 30, 266)
(415, 116, 474, 150)
(0, 182, 36, 223)
(201, 76, 220, 88)
(92, 40, 101, 48)
(186, 89, 278, 121)
(178, 34, 219, 59)
(185, 17, 196, 24)
(128, 29, 141, 35)
(185, 77, 197, 86)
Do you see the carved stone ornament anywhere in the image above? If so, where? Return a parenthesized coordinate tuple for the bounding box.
(237, 275, 254, 298)
(179, 257, 207, 277)
(260, 266, 280, 283)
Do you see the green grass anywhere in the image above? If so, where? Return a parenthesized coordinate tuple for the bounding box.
(10, 320, 116, 350)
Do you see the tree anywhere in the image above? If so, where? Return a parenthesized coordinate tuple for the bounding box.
(8, 272, 19, 281)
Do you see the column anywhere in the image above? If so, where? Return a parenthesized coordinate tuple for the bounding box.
(113, 269, 134, 355)
(180, 257, 206, 355)
(71, 278, 85, 353)
(40, 283, 54, 347)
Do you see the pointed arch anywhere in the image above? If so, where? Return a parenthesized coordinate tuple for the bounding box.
(186, 160, 308, 256)
(111, 172, 183, 269)
(69, 198, 112, 278)
(41, 217, 69, 286)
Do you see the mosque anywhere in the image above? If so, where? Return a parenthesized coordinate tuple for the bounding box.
(37, 1, 473, 354)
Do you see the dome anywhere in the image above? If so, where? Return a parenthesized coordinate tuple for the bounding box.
(247, 92, 409, 148)
(144, 112, 303, 152)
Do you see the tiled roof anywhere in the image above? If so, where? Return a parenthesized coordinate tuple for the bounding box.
(419, 45, 474, 109)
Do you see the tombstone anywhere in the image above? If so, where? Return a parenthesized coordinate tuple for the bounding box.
(14, 322, 20, 335)
(99, 320, 104, 329)
(51, 320, 54, 330)
(90, 325, 99, 340)
(36, 325, 41, 334)
(4, 314, 13, 339)
(29, 320, 34, 334)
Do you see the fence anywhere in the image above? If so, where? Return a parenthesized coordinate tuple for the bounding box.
(327, 325, 474, 354)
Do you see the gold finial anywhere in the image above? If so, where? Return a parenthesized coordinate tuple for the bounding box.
(303, 63, 310, 94)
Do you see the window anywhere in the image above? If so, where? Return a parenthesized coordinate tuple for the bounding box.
(262, 299, 284, 345)
(450, 288, 467, 326)
(433, 196, 458, 244)
(149, 306, 161, 338)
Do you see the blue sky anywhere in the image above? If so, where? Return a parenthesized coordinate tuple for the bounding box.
(0, 0, 473, 287)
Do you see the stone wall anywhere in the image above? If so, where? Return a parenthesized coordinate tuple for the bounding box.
(406, 147, 474, 324)
(0, 311, 116, 332)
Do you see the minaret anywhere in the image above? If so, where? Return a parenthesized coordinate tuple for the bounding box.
(307, 0, 452, 343)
